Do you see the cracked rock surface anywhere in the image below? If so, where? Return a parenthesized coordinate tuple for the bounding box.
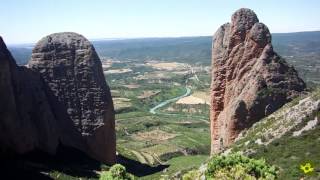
(0, 32, 115, 164)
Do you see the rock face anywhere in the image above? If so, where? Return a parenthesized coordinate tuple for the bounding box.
(0, 32, 115, 164)
(0, 36, 59, 155)
(210, 8, 306, 154)
(29, 32, 116, 163)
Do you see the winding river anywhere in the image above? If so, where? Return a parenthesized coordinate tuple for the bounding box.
(149, 87, 191, 114)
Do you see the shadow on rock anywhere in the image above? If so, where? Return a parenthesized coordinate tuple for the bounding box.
(0, 146, 170, 179)
(0, 143, 103, 179)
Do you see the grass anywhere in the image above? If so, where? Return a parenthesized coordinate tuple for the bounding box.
(49, 171, 87, 180)
(116, 113, 210, 161)
(116, 111, 151, 120)
(232, 89, 320, 152)
(230, 90, 320, 180)
(78, 60, 212, 179)
(140, 155, 209, 180)
(252, 122, 320, 179)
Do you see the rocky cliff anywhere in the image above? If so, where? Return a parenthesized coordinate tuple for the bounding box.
(0, 32, 115, 164)
(210, 8, 306, 154)
(0, 36, 59, 155)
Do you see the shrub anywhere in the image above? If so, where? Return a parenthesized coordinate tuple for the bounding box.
(213, 165, 256, 180)
(100, 164, 134, 180)
(205, 153, 277, 180)
(182, 170, 201, 180)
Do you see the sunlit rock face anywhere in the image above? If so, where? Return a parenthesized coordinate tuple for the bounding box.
(0, 32, 115, 164)
(210, 8, 305, 154)
(29, 32, 116, 164)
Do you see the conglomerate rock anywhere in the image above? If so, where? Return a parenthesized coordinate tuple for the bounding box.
(0, 36, 59, 155)
(0, 32, 115, 164)
(210, 8, 305, 154)
(29, 32, 116, 164)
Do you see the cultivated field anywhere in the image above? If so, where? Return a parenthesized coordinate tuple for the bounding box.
(104, 59, 211, 179)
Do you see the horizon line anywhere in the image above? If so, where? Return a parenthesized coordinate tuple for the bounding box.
(6, 29, 320, 46)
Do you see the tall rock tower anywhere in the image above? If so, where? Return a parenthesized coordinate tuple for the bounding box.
(1, 32, 115, 164)
(210, 8, 305, 154)
(29, 32, 116, 163)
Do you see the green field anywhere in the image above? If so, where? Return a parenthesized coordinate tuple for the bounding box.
(104, 60, 211, 179)
(6, 31, 320, 180)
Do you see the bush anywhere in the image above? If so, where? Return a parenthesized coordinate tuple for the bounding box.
(182, 170, 201, 180)
(213, 165, 256, 180)
(100, 164, 134, 180)
(205, 153, 277, 180)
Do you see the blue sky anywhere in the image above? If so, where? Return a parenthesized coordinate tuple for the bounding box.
(1, 0, 319, 44)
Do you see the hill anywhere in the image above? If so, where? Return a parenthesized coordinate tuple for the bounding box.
(231, 88, 320, 179)
(8, 31, 320, 85)
(94, 36, 211, 65)
(181, 88, 320, 180)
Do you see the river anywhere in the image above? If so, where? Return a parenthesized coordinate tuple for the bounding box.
(149, 87, 191, 114)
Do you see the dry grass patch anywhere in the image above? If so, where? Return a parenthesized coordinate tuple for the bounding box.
(110, 90, 121, 97)
(113, 97, 132, 110)
(104, 68, 132, 74)
(142, 144, 180, 158)
(137, 90, 161, 99)
(101, 60, 112, 70)
(176, 95, 208, 105)
(192, 91, 210, 103)
(122, 84, 140, 89)
(146, 61, 188, 71)
(132, 129, 177, 141)
(134, 71, 171, 80)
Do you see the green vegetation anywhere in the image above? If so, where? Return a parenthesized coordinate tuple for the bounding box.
(100, 164, 134, 180)
(116, 113, 211, 165)
(311, 87, 320, 100)
(205, 153, 277, 179)
(104, 59, 211, 179)
(182, 170, 201, 180)
(141, 155, 209, 180)
(7, 33, 320, 179)
(94, 37, 212, 65)
(231, 89, 319, 153)
(230, 89, 320, 179)
(251, 112, 320, 179)
(10, 32, 320, 86)
(212, 165, 265, 180)
(110, 61, 320, 180)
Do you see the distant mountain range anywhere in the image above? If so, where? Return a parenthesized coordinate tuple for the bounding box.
(8, 31, 320, 85)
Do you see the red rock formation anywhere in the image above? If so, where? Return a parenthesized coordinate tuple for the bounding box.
(210, 8, 305, 154)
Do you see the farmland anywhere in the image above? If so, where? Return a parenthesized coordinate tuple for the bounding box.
(104, 60, 211, 179)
